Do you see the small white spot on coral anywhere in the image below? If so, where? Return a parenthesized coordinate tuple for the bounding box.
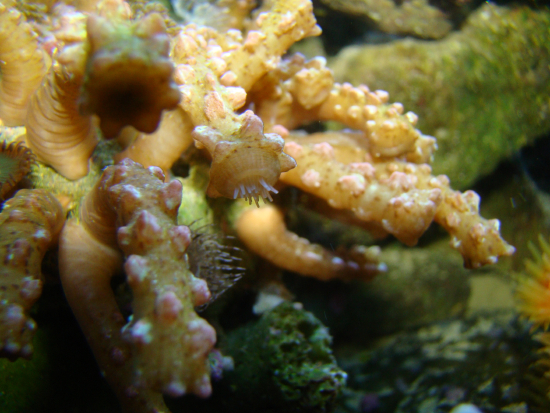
(337, 174, 366, 195)
(156, 291, 183, 322)
(284, 141, 303, 158)
(164, 381, 186, 397)
(301, 169, 321, 188)
(312, 142, 334, 159)
(131, 320, 153, 345)
(32, 228, 50, 241)
(125, 255, 149, 285)
(349, 162, 375, 179)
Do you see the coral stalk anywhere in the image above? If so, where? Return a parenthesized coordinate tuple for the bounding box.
(114, 107, 194, 173)
(236, 203, 384, 280)
(281, 138, 514, 268)
(59, 158, 215, 410)
(0, 189, 65, 359)
(59, 219, 167, 413)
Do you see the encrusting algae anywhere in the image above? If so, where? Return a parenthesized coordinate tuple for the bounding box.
(0, 0, 516, 412)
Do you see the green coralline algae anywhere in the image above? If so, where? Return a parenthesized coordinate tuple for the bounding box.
(217, 302, 346, 413)
(330, 3, 550, 189)
(177, 162, 215, 226)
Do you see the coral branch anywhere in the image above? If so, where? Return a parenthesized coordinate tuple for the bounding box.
(236, 203, 384, 280)
(59, 219, 168, 413)
(167, 0, 321, 202)
(61, 158, 215, 404)
(281, 138, 514, 267)
(0, 189, 65, 359)
(281, 140, 441, 246)
(250, 54, 436, 163)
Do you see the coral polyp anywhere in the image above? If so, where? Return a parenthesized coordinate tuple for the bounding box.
(193, 110, 296, 205)
(80, 12, 181, 138)
(517, 234, 550, 329)
(0, 140, 34, 199)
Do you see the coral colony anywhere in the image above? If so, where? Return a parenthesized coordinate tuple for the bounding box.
(0, 0, 514, 412)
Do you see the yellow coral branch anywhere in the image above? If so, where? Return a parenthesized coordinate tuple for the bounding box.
(60, 158, 215, 404)
(236, 203, 384, 280)
(0, 189, 65, 359)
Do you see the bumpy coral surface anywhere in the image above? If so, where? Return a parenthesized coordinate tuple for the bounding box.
(0, 189, 65, 359)
(61, 159, 214, 412)
(0, 0, 515, 411)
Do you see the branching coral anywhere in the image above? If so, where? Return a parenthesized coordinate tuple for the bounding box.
(243, 52, 513, 268)
(279, 137, 514, 268)
(0, 0, 516, 411)
(0, 189, 65, 359)
(60, 159, 214, 412)
(236, 203, 384, 280)
(166, 0, 320, 201)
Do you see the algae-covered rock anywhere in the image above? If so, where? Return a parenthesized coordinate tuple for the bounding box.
(319, 0, 453, 39)
(218, 302, 346, 413)
(330, 4, 550, 189)
(287, 239, 472, 343)
(336, 311, 534, 413)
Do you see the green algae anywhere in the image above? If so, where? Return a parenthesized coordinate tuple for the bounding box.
(177, 162, 215, 227)
(220, 302, 346, 412)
